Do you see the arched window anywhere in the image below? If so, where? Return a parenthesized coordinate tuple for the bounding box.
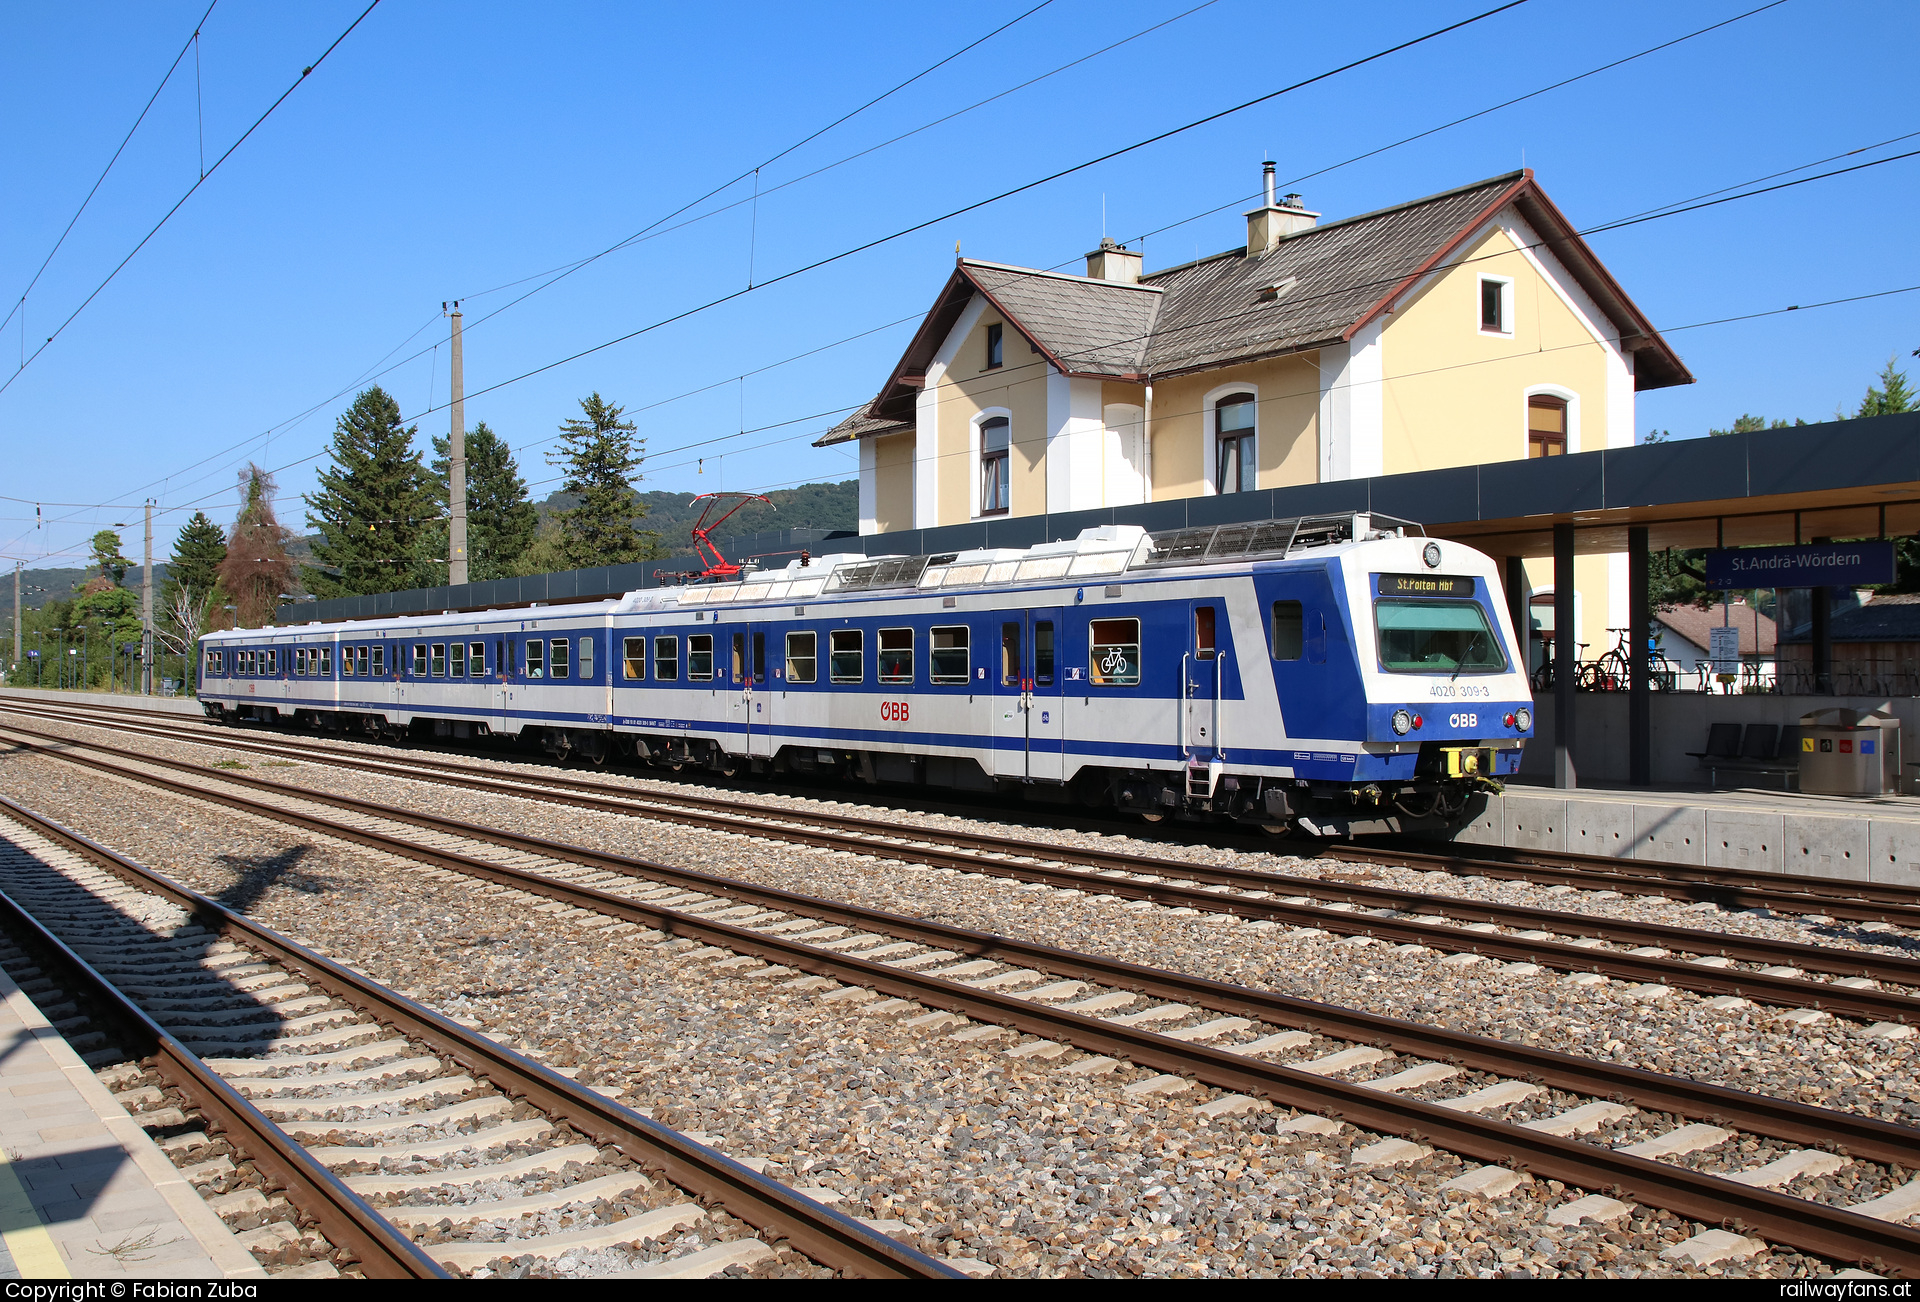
(1215, 392, 1256, 493)
(1528, 395, 1568, 457)
(979, 416, 1010, 515)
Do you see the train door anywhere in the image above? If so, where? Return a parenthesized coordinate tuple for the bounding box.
(493, 636, 511, 731)
(728, 631, 750, 756)
(993, 608, 1064, 779)
(1185, 601, 1222, 766)
(748, 626, 772, 758)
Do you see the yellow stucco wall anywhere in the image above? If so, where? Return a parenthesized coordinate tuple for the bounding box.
(870, 432, 914, 534)
(930, 309, 1051, 525)
(1518, 553, 1617, 673)
(1378, 224, 1612, 474)
(1146, 353, 1319, 500)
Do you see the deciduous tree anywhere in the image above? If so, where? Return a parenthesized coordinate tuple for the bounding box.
(217, 464, 297, 628)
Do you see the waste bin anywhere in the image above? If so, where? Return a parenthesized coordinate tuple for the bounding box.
(1799, 707, 1902, 796)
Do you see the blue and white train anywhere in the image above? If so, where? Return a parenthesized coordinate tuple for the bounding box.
(197, 513, 1534, 834)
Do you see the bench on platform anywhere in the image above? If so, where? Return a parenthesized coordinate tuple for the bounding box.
(1689, 722, 1800, 790)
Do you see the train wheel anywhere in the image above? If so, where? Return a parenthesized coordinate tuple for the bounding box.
(1135, 810, 1165, 824)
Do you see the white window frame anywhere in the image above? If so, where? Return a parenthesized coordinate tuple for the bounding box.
(1202, 383, 1259, 496)
(970, 407, 1014, 519)
(1478, 274, 1515, 337)
(1522, 384, 1580, 458)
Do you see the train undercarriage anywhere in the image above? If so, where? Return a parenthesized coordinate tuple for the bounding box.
(205, 701, 1496, 837)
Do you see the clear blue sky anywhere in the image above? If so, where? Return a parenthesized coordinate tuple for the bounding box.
(2, 0, 1914, 571)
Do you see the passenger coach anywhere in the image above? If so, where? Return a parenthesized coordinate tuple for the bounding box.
(198, 513, 1534, 835)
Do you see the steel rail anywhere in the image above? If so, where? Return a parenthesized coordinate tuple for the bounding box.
(0, 860, 449, 1275)
(6, 721, 1919, 1024)
(0, 791, 960, 1281)
(7, 753, 1918, 1271)
(1333, 836, 1920, 922)
(12, 725, 1920, 1246)
(15, 696, 1920, 925)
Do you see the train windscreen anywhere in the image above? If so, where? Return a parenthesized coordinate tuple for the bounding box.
(1374, 599, 1506, 673)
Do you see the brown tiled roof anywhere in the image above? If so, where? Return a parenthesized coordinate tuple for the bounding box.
(815, 405, 914, 449)
(819, 170, 1691, 446)
(1655, 602, 1777, 656)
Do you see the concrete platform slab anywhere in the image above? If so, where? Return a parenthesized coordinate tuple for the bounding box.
(0, 963, 261, 1279)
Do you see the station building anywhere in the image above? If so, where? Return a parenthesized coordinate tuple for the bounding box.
(818, 167, 1692, 661)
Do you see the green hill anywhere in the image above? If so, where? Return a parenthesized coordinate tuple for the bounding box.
(535, 479, 857, 557)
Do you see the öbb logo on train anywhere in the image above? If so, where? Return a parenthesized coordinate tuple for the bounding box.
(880, 701, 910, 722)
(1448, 712, 1478, 729)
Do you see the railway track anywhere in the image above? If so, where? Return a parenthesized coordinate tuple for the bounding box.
(6, 721, 1920, 1272)
(0, 792, 958, 1280)
(15, 694, 1918, 926)
(4, 711, 1920, 1027)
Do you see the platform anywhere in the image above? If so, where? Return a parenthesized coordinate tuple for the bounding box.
(1445, 778, 1920, 887)
(0, 964, 261, 1278)
(0, 687, 201, 717)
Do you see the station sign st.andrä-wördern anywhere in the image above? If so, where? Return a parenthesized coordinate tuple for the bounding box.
(1705, 541, 1895, 589)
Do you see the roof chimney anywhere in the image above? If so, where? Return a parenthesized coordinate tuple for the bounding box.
(1084, 236, 1142, 284)
(1245, 166, 1319, 256)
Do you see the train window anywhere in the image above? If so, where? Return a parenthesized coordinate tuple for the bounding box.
(450, 642, 467, 677)
(688, 634, 714, 680)
(267, 650, 278, 675)
(878, 628, 913, 683)
(469, 642, 486, 676)
(753, 633, 766, 684)
(1374, 599, 1506, 673)
(1035, 621, 1055, 686)
(930, 626, 969, 684)
(526, 640, 545, 678)
(431, 644, 448, 677)
(578, 637, 593, 679)
(829, 630, 861, 683)
(1089, 619, 1141, 686)
(371, 646, 385, 677)
(732, 634, 745, 683)
(319, 648, 332, 675)
(786, 632, 817, 684)
(1001, 623, 1020, 685)
(552, 639, 570, 679)
(340, 648, 353, 677)
(411, 644, 427, 676)
(623, 637, 647, 680)
(357, 646, 371, 676)
(1271, 601, 1303, 661)
(1195, 606, 1217, 659)
(654, 636, 678, 681)
(293, 649, 305, 676)
(498, 639, 513, 674)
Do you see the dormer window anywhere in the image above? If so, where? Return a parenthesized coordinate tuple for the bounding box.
(985, 323, 1003, 370)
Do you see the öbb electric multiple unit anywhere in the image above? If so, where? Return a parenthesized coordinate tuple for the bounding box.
(197, 513, 1534, 834)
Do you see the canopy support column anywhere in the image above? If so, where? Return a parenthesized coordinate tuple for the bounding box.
(1629, 525, 1650, 786)
(1554, 522, 1576, 790)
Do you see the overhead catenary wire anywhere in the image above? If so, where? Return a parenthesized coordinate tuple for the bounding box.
(23, 0, 1760, 544)
(0, 1, 221, 341)
(0, 0, 383, 399)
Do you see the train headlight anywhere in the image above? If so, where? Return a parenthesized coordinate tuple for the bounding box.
(1391, 708, 1413, 736)
(1514, 707, 1532, 731)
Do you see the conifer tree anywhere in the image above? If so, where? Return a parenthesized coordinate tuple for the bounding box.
(429, 421, 539, 580)
(304, 387, 438, 597)
(545, 393, 658, 568)
(162, 512, 227, 607)
(1859, 355, 1917, 417)
(89, 530, 130, 585)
